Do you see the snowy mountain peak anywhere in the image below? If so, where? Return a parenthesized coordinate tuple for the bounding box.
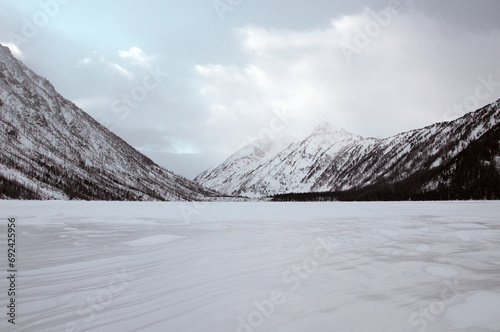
(0, 45, 10, 55)
(309, 122, 361, 142)
(196, 100, 500, 197)
(312, 122, 345, 135)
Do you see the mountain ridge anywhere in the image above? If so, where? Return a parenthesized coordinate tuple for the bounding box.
(196, 100, 500, 197)
(273, 121, 500, 201)
(0, 44, 215, 201)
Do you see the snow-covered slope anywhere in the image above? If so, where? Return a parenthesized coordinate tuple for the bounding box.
(0, 44, 214, 200)
(196, 100, 500, 197)
(418, 122, 500, 198)
(6, 200, 500, 331)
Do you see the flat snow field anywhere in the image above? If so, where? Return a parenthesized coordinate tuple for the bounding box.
(1, 201, 500, 332)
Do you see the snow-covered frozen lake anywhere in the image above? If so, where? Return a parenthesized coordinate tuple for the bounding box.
(1, 201, 500, 332)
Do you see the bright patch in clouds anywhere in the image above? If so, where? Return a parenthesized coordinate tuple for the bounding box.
(170, 139, 201, 154)
(76, 51, 134, 80)
(118, 47, 156, 68)
(76, 47, 157, 81)
(76, 57, 91, 67)
(137, 139, 201, 155)
(108, 63, 134, 80)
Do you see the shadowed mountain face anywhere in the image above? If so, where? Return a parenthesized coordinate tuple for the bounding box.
(0, 44, 214, 200)
(196, 100, 500, 198)
(273, 122, 500, 202)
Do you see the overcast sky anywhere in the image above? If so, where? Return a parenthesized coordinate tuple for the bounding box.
(1, 0, 500, 178)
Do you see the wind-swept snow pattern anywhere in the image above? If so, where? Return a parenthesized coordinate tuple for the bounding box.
(1, 201, 499, 331)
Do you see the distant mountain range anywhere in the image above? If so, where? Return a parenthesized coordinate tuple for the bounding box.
(274, 121, 500, 201)
(0, 44, 216, 200)
(1, 42, 499, 201)
(196, 100, 500, 199)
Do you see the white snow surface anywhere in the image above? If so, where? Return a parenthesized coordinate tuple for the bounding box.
(1, 201, 500, 332)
